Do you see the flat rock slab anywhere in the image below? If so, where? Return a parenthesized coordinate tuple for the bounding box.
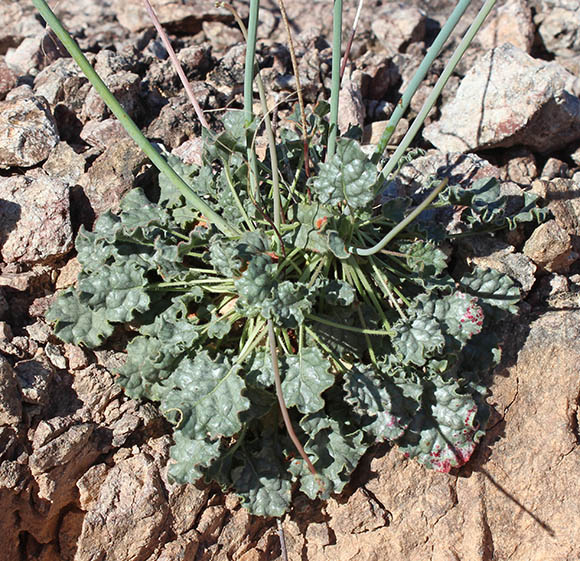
(424, 43, 580, 154)
(0, 172, 73, 264)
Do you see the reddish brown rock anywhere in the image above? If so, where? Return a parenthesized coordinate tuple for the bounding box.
(81, 71, 141, 122)
(78, 138, 148, 216)
(74, 454, 171, 561)
(0, 59, 17, 101)
(523, 219, 577, 273)
(34, 57, 88, 108)
(0, 94, 59, 168)
(371, 3, 426, 55)
(0, 172, 73, 264)
(280, 311, 580, 561)
(113, 0, 232, 34)
(80, 118, 130, 149)
(424, 44, 580, 153)
(5, 31, 67, 76)
(477, 0, 534, 53)
(0, 356, 22, 425)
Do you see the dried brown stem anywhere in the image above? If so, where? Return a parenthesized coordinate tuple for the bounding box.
(142, 0, 210, 129)
(340, 0, 364, 81)
(277, 0, 310, 177)
(267, 320, 317, 478)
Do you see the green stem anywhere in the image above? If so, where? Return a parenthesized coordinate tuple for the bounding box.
(371, 0, 473, 163)
(223, 158, 255, 230)
(349, 259, 391, 331)
(238, 319, 266, 363)
(223, 1, 281, 230)
(326, 0, 343, 161)
(32, 0, 237, 237)
(307, 314, 391, 336)
(370, 260, 407, 320)
(351, 178, 448, 256)
(303, 325, 347, 372)
(377, 0, 497, 183)
(275, 247, 303, 278)
(355, 305, 377, 366)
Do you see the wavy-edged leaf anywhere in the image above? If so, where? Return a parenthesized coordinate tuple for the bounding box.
(317, 279, 356, 307)
(209, 231, 269, 277)
(294, 409, 367, 499)
(344, 364, 411, 441)
(245, 350, 275, 388)
(168, 432, 222, 483)
(77, 262, 150, 323)
(282, 346, 334, 414)
(393, 314, 445, 366)
(158, 153, 201, 209)
(410, 291, 484, 348)
(160, 351, 250, 440)
(75, 227, 117, 272)
(235, 254, 277, 315)
(284, 202, 332, 254)
(327, 230, 350, 259)
(458, 267, 520, 314)
(119, 188, 170, 234)
(399, 240, 448, 276)
(139, 292, 202, 351)
(310, 139, 377, 210)
(440, 177, 548, 231)
(91, 211, 122, 243)
(117, 335, 180, 401)
(207, 313, 232, 339)
(261, 281, 313, 328)
(46, 288, 114, 347)
(232, 433, 293, 517)
(397, 375, 488, 472)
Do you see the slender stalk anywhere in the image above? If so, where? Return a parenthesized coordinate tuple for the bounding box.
(303, 325, 348, 372)
(278, 0, 310, 178)
(277, 519, 289, 561)
(307, 314, 392, 336)
(370, 261, 407, 319)
(32, 0, 237, 237)
(349, 259, 391, 330)
(377, 0, 497, 181)
(356, 305, 377, 365)
(244, 0, 261, 200)
(223, 158, 255, 230)
(340, 0, 364, 81)
(141, 0, 210, 129)
(326, 0, 343, 161)
(371, 0, 473, 163)
(221, 2, 282, 230)
(351, 178, 448, 256)
(267, 320, 318, 478)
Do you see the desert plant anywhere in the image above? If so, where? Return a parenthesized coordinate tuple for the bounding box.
(36, 0, 546, 517)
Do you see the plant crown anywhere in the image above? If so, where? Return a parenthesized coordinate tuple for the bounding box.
(48, 106, 547, 515)
(41, 0, 548, 516)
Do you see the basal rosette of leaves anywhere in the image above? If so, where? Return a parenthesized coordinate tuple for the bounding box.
(47, 112, 544, 517)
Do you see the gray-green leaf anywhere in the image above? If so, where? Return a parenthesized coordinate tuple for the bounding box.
(160, 351, 250, 440)
(46, 288, 114, 347)
(282, 346, 334, 414)
(310, 139, 377, 210)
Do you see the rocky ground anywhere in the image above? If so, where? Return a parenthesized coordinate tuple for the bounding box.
(1, 0, 580, 559)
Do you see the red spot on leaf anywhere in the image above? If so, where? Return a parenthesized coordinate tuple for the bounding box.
(315, 217, 328, 230)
